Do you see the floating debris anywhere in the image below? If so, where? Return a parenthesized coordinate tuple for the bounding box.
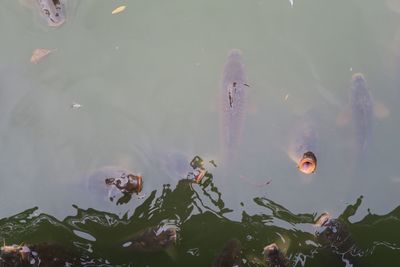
(105, 174, 143, 194)
(189, 156, 207, 183)
(30, 48, 54, 64)
(240, 175, 272, 187)
(190, 156, 205, 170)
(71, 103, 82, 109)
(209, 160, 218, 167)
(112, 5, 126, 15)
(284, 93, 290, 101)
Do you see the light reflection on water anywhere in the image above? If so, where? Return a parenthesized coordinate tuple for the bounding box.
(0, 0, 399, 265)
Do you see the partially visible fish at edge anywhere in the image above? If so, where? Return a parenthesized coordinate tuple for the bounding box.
(36, 0, 66, 27)
(350, 73, 373, 156)
(219, 49, 248, 164)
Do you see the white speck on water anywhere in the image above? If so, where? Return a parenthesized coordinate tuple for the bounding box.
(122, 241, 132, 248)
(115, 46, 119, 50)
(71, 103, 82, 109)
(289, 0, 294, 7)
(187, 248, 200, 256)
(350, 67, 353, 71)
(284, 93, 290, 101)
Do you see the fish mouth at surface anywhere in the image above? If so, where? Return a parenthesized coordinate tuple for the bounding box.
(298, 151, 317, 174)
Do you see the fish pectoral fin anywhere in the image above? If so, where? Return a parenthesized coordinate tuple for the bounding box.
(373, 101, 390, 119)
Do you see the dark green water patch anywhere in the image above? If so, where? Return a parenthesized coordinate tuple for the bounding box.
(0, 181, 399, 266)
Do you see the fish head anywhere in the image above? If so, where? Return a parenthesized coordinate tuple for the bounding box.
(351, 73, 367, 88)
(158, 228, 177, 244)
(227, 49, 243, 61)
(37, 0, 66, 27)
(263, 243, 280, 258)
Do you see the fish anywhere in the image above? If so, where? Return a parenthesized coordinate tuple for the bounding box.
(36, 0, 66, 27)
(1, 242, 79, 266)
(288, 116, 319, 175)
(121, 226, 177, 252)
(350, 73, 374, 156)
(220, 49, 248, 164)
(314, 213, 362, 265)
(86, 166, 142, 204)
(212, 239, 242, 267)
(263, 243, 290, 267)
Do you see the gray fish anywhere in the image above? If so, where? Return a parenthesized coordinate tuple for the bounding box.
(36, 0, 66, 27)
(212, 239, 242, 267)
(288, 117, 319, 175)
(350, 73, 373, 155)
(220, 49, 248, 163)
(121, 227, 177, 252)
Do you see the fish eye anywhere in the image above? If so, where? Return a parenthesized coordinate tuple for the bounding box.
(43, 9, 50, 16)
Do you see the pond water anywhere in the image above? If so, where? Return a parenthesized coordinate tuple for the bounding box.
(0, 0, 399, 266)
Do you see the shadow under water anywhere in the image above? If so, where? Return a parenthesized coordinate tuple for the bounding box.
(0, 175, 399, 267)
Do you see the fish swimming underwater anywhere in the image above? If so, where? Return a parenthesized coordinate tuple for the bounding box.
(212, 239, 242, 267)
(314, 212, 362, 266)
(288, 116, 319, 175)
(121, 226, 177, 252)
(350, 73, 374, 157)
(219, 49, 248, 164)
(20, 0, 71, 27)
(29, 0, 66, 27)
(263, 243, 290, 267)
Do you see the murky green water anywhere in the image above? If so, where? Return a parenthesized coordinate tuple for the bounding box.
(0, 0, 399, 266)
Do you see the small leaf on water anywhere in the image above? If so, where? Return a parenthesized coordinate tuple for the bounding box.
(284, 93, 289, 101)
(112, 5, 126, 15)
(30, 48, 54, 64)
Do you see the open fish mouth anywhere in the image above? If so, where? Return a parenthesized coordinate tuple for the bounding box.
(263, 243, 279, 257)
(298, 151, 317, 174)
